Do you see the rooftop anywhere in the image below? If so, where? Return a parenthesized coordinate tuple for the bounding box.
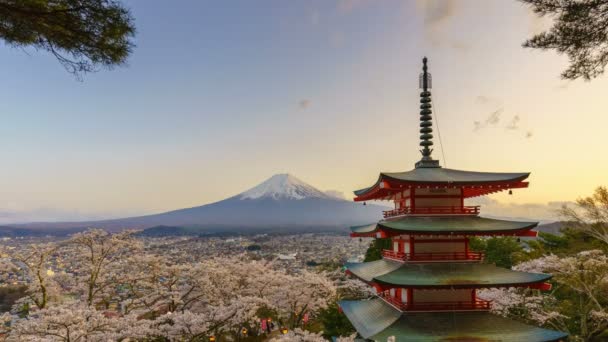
(354, 167, 530, 201)
(350, 216, 538, 236)
(345, 259, 551, 288)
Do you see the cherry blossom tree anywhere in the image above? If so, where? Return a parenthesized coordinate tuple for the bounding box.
(0, 243, 60, 310)
(560, 186, 608, 245)
(0, 312, 12, 336)
(69, 229, 142, 307)
(480, 250, 608, 341)
(269, 328, 327, 342)
(152, 296, 267, 341)
(1, 239, 341, 341)
(7, 301, 149, 342)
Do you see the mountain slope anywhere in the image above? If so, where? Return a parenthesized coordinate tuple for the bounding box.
(13, 174, 386, 233)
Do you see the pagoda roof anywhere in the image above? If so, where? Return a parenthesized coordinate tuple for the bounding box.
(354, 167, 530, 201)
(339, 298, 568, 341)
(351, 216, 538, 236)
(345, 260, 551, 288)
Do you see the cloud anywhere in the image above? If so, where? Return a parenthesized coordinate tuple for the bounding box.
(310, 11, 320, 26)
(298, 99, 311, 109)
(337, 0, 373, 13)
(506, 115, 520, 130)
(474, 108, 502, 131)
(475, 95, 501, 106)
(0, 207, 140, 225)
(467, 197, 572, 223)
(415, 0, 461, 48)
(324, 190, 346, 200)
(417, 0, 457, 28)
(450, 41, 471, 51)
(330, 31, 345, 48)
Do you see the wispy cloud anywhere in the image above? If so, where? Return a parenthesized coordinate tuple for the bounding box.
(324, 190, 346, 200)
(337, 0, 374, 13)
(310, 10, 320, 26)
(415, 0, 467, 49)
(475, 95, 501, 106)
(474, 108, 502, 131)
(505, 115, 520, 130)
(468, 197, 571, 223)
(298, 99, 311, 109)
(474, 97, 534, 139)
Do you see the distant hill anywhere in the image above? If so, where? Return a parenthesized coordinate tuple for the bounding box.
(10, 174, 387, 235)
(535, 221, 565, 235)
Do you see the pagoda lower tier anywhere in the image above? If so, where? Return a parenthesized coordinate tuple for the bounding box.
(350, 216, 539, 238)
(345, 260, 552, 290)
(339, 298, 568, 342)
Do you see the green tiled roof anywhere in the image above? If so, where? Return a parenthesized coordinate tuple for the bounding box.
(345, 261, 551, 288)
(351, 216, 538, 235)
(354, 168, 529, 195)
(340, 298, 568, 341)
(339, 299, 401, 339)
(351, 223, 377, 234)
(345, 259, 402, 282)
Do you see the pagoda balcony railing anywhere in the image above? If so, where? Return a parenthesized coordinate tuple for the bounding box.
(378, 292, 491, 312)
(383, 206, 480, 218)
(381, 250, 485, 263)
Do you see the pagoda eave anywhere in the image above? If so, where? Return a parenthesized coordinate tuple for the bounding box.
(371, 279, 553, 290)
(350, 216, 539, 237)
(353, 169, 530, 202)
(354, 182, 529, 202)
(339, 298, 568, 342)
(345, 260, 552, 289)
(378, 226, 539, 238)
(350, 228, 538, 238)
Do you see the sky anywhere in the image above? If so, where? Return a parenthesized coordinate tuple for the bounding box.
(0, 0, 607, 223)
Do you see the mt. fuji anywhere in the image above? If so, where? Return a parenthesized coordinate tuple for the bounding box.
(8, 174, 386, 235)
(239, 174, 332, 200)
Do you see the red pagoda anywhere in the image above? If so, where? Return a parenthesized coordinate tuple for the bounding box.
(339, 58, 567, 341)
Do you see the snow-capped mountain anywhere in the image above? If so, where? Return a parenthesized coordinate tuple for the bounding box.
(239, 174, 331, 200)
(10, 174, 386, 235)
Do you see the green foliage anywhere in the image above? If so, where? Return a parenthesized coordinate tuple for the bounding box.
(520, 0, 608, 80)
(363, 238, 391, 262)
(469, 236, 525, 268)
(0, 0, 135, 77)
(525, 227, 608, 260)
(246, 244, 261, 251)
(0, 285, 27, 313)
(317, 301, 355, 339)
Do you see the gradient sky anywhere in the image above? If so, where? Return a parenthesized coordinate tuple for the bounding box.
(0, 0, 606, 223)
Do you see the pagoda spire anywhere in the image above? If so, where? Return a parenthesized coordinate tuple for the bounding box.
(415, 57, 441, 168)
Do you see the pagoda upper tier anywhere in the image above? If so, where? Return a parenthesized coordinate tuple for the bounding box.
(354, 167, 529, 202)
(339, 298, 568, 342)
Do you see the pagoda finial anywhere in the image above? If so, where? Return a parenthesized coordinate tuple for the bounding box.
(415, 57, 441, 168)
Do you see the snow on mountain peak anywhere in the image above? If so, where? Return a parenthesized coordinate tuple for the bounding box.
(239, 174, 333, 200)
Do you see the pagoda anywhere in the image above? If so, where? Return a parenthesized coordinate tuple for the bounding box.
(339, 58, 567, 342)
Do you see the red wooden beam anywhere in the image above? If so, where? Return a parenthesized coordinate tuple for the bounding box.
(528, 282, 552, 291)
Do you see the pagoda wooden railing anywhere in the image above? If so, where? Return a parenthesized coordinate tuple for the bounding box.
(383, 206, 480, 218)
(382, 250, 485, 262)
(378, 292, 491, 312)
